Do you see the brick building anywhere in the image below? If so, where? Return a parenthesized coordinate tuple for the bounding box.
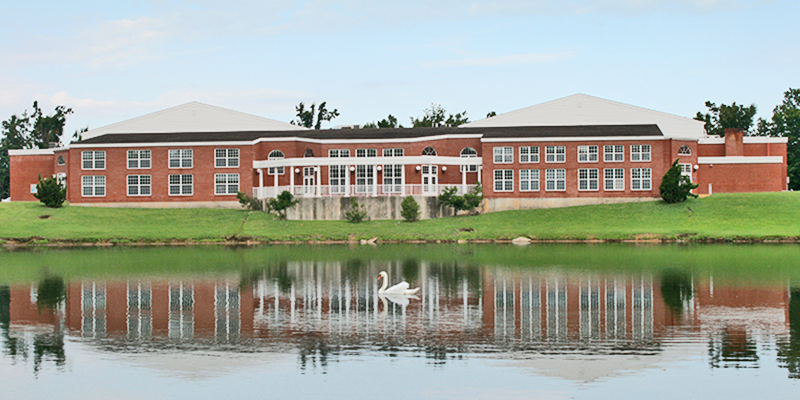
(8, 94, 788, 218)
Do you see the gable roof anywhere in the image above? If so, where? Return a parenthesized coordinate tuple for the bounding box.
(461, 94, 705, 139)
(81, 102, 306, 140)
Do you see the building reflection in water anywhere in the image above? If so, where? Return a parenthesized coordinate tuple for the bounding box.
(1, 262, 799, 378)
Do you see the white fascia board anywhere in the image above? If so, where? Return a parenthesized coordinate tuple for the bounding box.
(481, 136, 667, 143)
(697, 156, 784, 164)
(252, 134, 483, 145)
(70, 141, 254, 149)
(8, 149, 56, 156)
(253, 156, 483, 169)
(698, 137, 789, 144)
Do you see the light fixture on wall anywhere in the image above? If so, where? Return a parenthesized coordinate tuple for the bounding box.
(415, 166, 421, 172)
(693, 165, 699, 171)
(442, 166, 447, 172)
(377, 165, 382, 171)
(294, 168, 300, 174)
(314, 166, 319, 172)
(349, 166, 355, 172)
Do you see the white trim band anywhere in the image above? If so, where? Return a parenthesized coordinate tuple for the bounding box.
(253, 155, 483, 169)
(697, 156, 784, 164)
(481, 136, 666, 143)
(8, 149, 56, 156)
(698, 137, 789, 144)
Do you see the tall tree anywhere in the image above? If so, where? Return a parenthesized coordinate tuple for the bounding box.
(410, 104, 469, 127)
(695, 101, 757, 136)
(363, 114, 401, 129)
(759, 88, 800, 190)
(290, 101, 339, 129)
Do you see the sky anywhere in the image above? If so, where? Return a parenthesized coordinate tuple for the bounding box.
(1, 0, 798, 141)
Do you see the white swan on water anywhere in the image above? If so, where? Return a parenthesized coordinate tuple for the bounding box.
(377, 271, 420, 295)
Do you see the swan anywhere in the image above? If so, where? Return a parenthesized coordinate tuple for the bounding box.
(377, 271, 420, 295)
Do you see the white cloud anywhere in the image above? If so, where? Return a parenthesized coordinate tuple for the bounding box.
(423, 51, 576, 68)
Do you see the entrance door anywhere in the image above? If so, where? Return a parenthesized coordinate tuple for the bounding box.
(303, 167, 315, 195)
(422, 165, 438, 195)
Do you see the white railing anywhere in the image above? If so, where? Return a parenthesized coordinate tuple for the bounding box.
(253, 184, 477, 199)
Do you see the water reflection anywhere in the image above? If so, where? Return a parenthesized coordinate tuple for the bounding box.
(1, 260, 799, 379)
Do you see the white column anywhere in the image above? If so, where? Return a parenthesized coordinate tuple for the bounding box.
(290, 166, 295, 195)
(346, 166, 351, 197)
(372, 165, 377, 197)
(273, 166, 279, 197)
(316, 166, 321, 197)
(478, 166, 482, 184)
(461, 167, 467, 194)
(258, 169, 263, 198)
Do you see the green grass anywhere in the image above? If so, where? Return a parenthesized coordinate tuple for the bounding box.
(1, 192, 799, 243)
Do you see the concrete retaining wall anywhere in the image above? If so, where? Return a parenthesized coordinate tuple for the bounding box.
(484, 196, 659, 212)
(285, 196, 453, 220)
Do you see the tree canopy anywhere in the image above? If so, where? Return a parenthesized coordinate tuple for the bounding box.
(363, 114, 401, 129)
(694, 101, 757, 136)
(755, 88, 800, 190)
(410, 104, 469, 127)
(291, 102, 339, 129)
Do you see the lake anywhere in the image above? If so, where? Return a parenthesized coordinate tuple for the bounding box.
(1, 244, 798, 399)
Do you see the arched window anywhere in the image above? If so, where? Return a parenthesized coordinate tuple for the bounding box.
(303, 148, 314, 158)
(422, 146, 437, 156)
(57, 156, 65, 166)
(460, 147, 478, 172)
(268, 150, 285, 175)
(678, 145, 692, 156)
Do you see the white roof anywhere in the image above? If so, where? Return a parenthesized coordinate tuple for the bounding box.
(82, 102, 306, 140)
(462, 94, 706, 139)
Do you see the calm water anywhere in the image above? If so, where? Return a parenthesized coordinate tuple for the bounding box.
(1, 244, 798, 399)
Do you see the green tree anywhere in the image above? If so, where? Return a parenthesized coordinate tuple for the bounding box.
(486, 111, 497, 118)
(758, 88, 800, 190)
(438, 183, 483, 214)
(363, 114, 402, 129)
(33, 174, 67, 208)
(267, 191, 299, 220)
(659, 159, 698, 203)
(30, 101, 73, 148)
(1, 113, 33, 199)
(291, 101, 340, 129)
(345, 197, 368, 223)
(410, 104, 469, 127)
(400, 196, 420, 222)
(695, 101, 757, 136)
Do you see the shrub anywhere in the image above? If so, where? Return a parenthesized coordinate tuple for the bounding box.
(400, 196, 420, 222)
(267, 191, 299, 220)
(438, 182, 483, 214)
(33, 174, 66, 208)
(236, 191, 263, 211)
(660, 159, 699, 203)
(345, 197, 368, 223)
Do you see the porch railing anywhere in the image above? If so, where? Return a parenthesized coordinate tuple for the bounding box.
(253, 184, 477, 199)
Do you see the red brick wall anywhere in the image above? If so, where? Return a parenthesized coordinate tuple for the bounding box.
(480, 140, 668, 199)
(697, 163, 786, 194)
(9, 153, 55, 201)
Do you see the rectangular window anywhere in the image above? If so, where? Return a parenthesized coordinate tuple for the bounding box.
(215, 148, 239, 168)
(519, 146, 539, 163)
(168, 174, 193, 196)
(329, 149, 350, 158)
(545, 146, 566, 163)
(578, 168, 599, 191)
(329, 165, 348, 194)
(680, 163, 692, 178)
(127, 150, 151, 169)
(493, 169, 513, 192)
(82, 151, 105, 170)
(578, 145, 599, 163)
(520, 169, 539, 191)
(545, 169, 566, 191)
(493, 147, 513, 163)
(604, 168, 625, 191)
(127, 175, 151, 196)
(382, 164, 403, 193)
(604, 145, 624, 162)
(382, 148, 404, 157)
(169, 149, 193, 169)
(215, 174, 239, 195)
(631, 168, 652, 191)
(81, 175, 106, 197)
(631, 144, 651, 162)
(356, 148, 377, 158)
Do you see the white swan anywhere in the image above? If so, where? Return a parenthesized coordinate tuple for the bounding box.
(378, 271, 420, 295)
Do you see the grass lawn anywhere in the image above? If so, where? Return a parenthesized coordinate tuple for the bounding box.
(0, 192, 798, 243)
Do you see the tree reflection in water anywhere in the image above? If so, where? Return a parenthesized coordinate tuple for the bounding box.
(777, 288, 800, 378)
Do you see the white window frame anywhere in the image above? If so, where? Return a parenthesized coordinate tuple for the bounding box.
(631, 168, 652, 191)
(520, 169, 539, 192)
(460, 147, 478, 172)
(168, 174, 193, 196)
(127, 150, 151, 170)
(493, 147, 513, 164)
(680, 163, 693, 178)
(268, 150, 285, 175)
(356, 148, 377, 158)
(493, 169, 513, 192)
(168, 149, 193, 169)
(329, 149, 350, 158)
(604, 168, 625, 191)
(81, 175, 106, 197)
(382, 148, 404, 157)
(578, 168, 599, 191)
(604, 145, 624, 162)
(214, 173, 239, 195)
(578, 145, 598, 163)
(215, 148, 239, 168)
(82, 151, 105, 170)
(127, 175, 151, 196)
(329, 165, 348, 194)
(631, 144, 651, 162)
(382, 164, 403, 193)
(545, 169, 566, 191)
(545, 146, 566, 163)
(519, 146, 539, 163)
(678, 145, 692, 156)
